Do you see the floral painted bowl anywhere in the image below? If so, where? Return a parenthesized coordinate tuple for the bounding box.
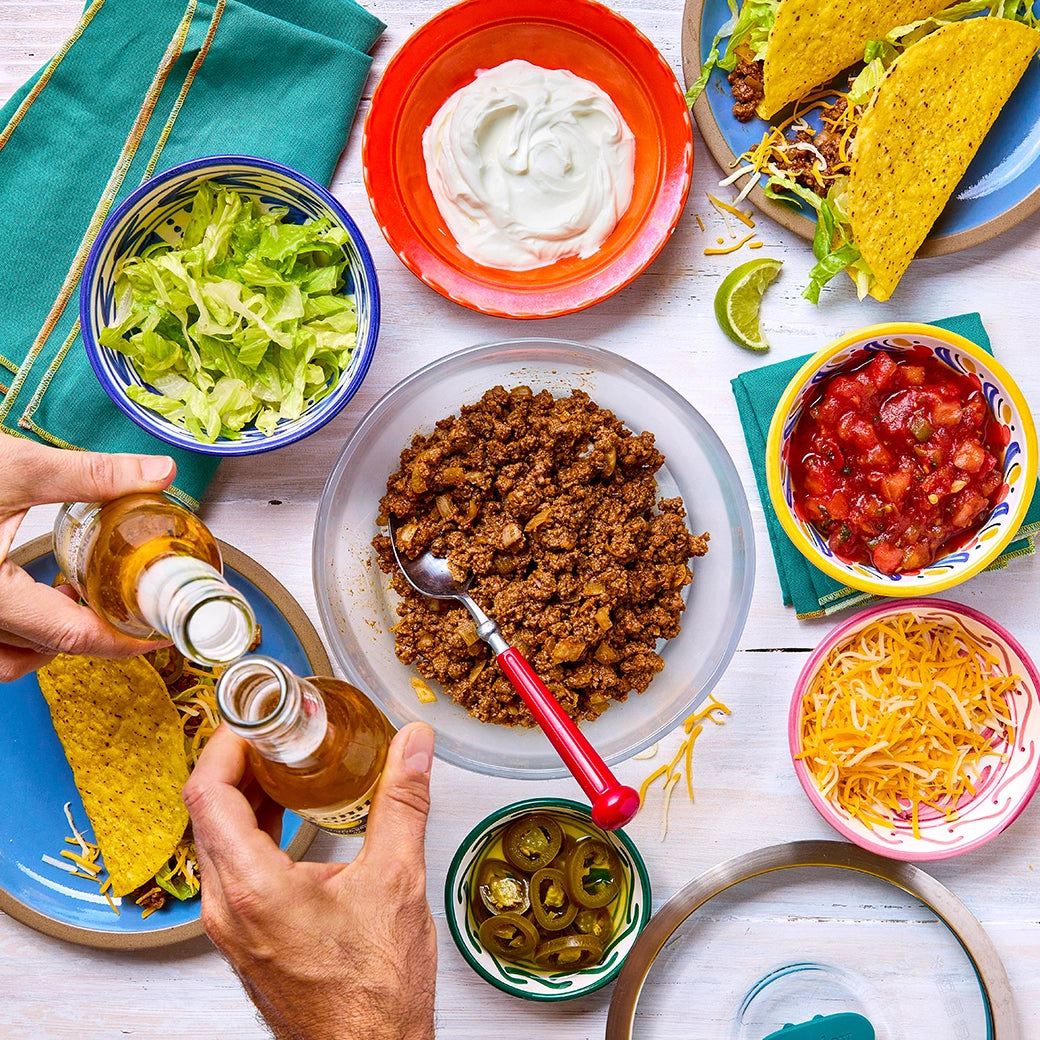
(765, 322, 1037, 597)
(789, 599, 1040, 861)
(444, 798, 652, 1001)
(80, 155, 380, 456)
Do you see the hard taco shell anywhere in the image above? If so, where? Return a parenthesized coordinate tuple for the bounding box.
(37, 654, 190, 897)
(759, 0, 951, 118)
(848, 17, 1040, 301)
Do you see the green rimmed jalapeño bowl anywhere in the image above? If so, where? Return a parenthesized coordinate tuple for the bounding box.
(444, 798, 652, 1002)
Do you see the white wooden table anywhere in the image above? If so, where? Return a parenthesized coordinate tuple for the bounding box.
(2, 3, 1038, 1037)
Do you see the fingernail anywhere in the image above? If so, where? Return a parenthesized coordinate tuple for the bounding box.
(403, 725, 434, 775)
(140, 456, 174, 482)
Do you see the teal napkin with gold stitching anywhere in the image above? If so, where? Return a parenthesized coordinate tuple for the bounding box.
(731, 312, 1040, 619)
(0, 0, 384, 508)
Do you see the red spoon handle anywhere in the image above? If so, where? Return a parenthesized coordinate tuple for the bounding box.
(496, 646, 641, 830)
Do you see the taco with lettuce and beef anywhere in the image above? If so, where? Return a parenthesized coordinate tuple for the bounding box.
(688, 0, 953, 120)
(731, 8, 1040, 301)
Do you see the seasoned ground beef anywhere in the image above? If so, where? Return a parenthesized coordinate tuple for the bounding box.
(373, 386, 709, 728)
(728, 58, 765, 122)
(771, 98, 854, 191)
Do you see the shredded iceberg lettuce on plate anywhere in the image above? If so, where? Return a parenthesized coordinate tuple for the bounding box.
(99, 182, 357, 443)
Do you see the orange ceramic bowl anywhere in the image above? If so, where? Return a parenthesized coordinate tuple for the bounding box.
(362, 0, 693, 318)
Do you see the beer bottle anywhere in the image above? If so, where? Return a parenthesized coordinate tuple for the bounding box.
(53, 492, 256, 667)
(215, 654, 394, 834)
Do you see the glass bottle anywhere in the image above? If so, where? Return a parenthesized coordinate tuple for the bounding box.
(53, 492, 256, 667)
(215, 654, 394, 835)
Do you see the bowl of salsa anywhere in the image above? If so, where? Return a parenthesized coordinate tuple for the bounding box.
(766, 323, 1037, 597)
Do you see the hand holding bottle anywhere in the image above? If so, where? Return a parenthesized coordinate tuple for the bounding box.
(184, 721, 438, 1040)
(0, 432, 177, 681)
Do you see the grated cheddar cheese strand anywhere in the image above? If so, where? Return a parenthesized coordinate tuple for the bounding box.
(798, 613, 1020, 838)
(638, 695, 731, 838)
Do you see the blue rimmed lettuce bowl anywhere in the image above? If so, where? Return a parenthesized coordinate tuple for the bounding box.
(444, 798, 652, 1002)
(79, 155, 379, 456)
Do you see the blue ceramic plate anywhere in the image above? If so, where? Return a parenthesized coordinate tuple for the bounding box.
(681, 0, 1040, 256)
(0, 536, 329, 948)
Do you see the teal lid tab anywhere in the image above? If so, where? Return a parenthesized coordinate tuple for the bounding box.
(762, 1012, 875, 1040)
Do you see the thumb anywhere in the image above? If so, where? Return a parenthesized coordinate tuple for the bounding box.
(0, 434, 175, 510)
(361, 722, 434, 863)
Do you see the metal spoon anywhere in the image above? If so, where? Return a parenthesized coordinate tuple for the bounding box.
(388, 518, 641, 830)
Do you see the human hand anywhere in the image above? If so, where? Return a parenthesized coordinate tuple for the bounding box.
(184, 722, 438, 1040)
(0, 431, 177, 681)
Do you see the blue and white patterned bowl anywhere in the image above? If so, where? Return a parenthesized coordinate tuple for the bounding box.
(765, 323, 1037, 598)
(444, 798, 652, 1002)
(80, 155, 380, 456)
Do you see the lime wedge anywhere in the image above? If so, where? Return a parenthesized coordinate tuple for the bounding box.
(714, 257, 783, 352)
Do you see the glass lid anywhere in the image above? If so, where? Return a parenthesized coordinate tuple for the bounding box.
(606, 841, 1016, 1040)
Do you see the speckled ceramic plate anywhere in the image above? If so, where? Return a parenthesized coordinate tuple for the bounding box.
(682, 0, 1040, 255)
(0, 535, 328, 949)
(605, 842, 1015, 1039)
(444, 798, 652, 1001)
(790, 600, 1040, 861)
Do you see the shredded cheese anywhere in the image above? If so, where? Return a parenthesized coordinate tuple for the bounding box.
(659, 774, 682, 841)
(638, 694, 731, 838)
(60, 849, 103, 875)
(704, 231, 757, 256)
(797, 613, 1019, 838)
(707, 193, 755, 228)
(736, 89, 860, 203)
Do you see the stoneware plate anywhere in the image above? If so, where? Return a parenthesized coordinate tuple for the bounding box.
(681, 0, 1040, 254)
(0, 535, 327, 948)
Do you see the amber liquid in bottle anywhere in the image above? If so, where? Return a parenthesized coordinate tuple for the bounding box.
(53, 492, 255, 666)
(216, 655, 394, 834)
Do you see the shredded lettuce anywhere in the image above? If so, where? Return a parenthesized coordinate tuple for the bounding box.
(686, 0, 780, 105)
(763, 173, 876, 303)
(99, 182, 357, 443)
(154, 847, 201, 901)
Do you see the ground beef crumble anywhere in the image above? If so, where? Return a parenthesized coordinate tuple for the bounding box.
(373, 386, 709, 728)
(728, 58, 765, 122)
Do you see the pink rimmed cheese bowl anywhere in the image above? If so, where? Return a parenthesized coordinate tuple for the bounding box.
(789, 598, 1040, 861)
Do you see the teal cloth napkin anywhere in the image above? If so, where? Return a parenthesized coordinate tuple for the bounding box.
(731, 312, 1040, 619)
(0, 0, 384, 508)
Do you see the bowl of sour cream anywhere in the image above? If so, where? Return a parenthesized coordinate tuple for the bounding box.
(362, 0, 693, 318)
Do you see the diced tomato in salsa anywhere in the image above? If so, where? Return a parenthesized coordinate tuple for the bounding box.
(789, 351, 1004, 575)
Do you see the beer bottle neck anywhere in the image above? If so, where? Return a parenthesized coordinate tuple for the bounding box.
(216, 655, 328, 765)
(136, 556, 255, 666)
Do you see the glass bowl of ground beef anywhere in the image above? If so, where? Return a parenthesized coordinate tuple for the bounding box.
(313, 339, 755, 778)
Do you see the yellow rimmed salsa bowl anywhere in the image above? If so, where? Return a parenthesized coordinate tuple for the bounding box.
(766, 322, 1037, 598)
